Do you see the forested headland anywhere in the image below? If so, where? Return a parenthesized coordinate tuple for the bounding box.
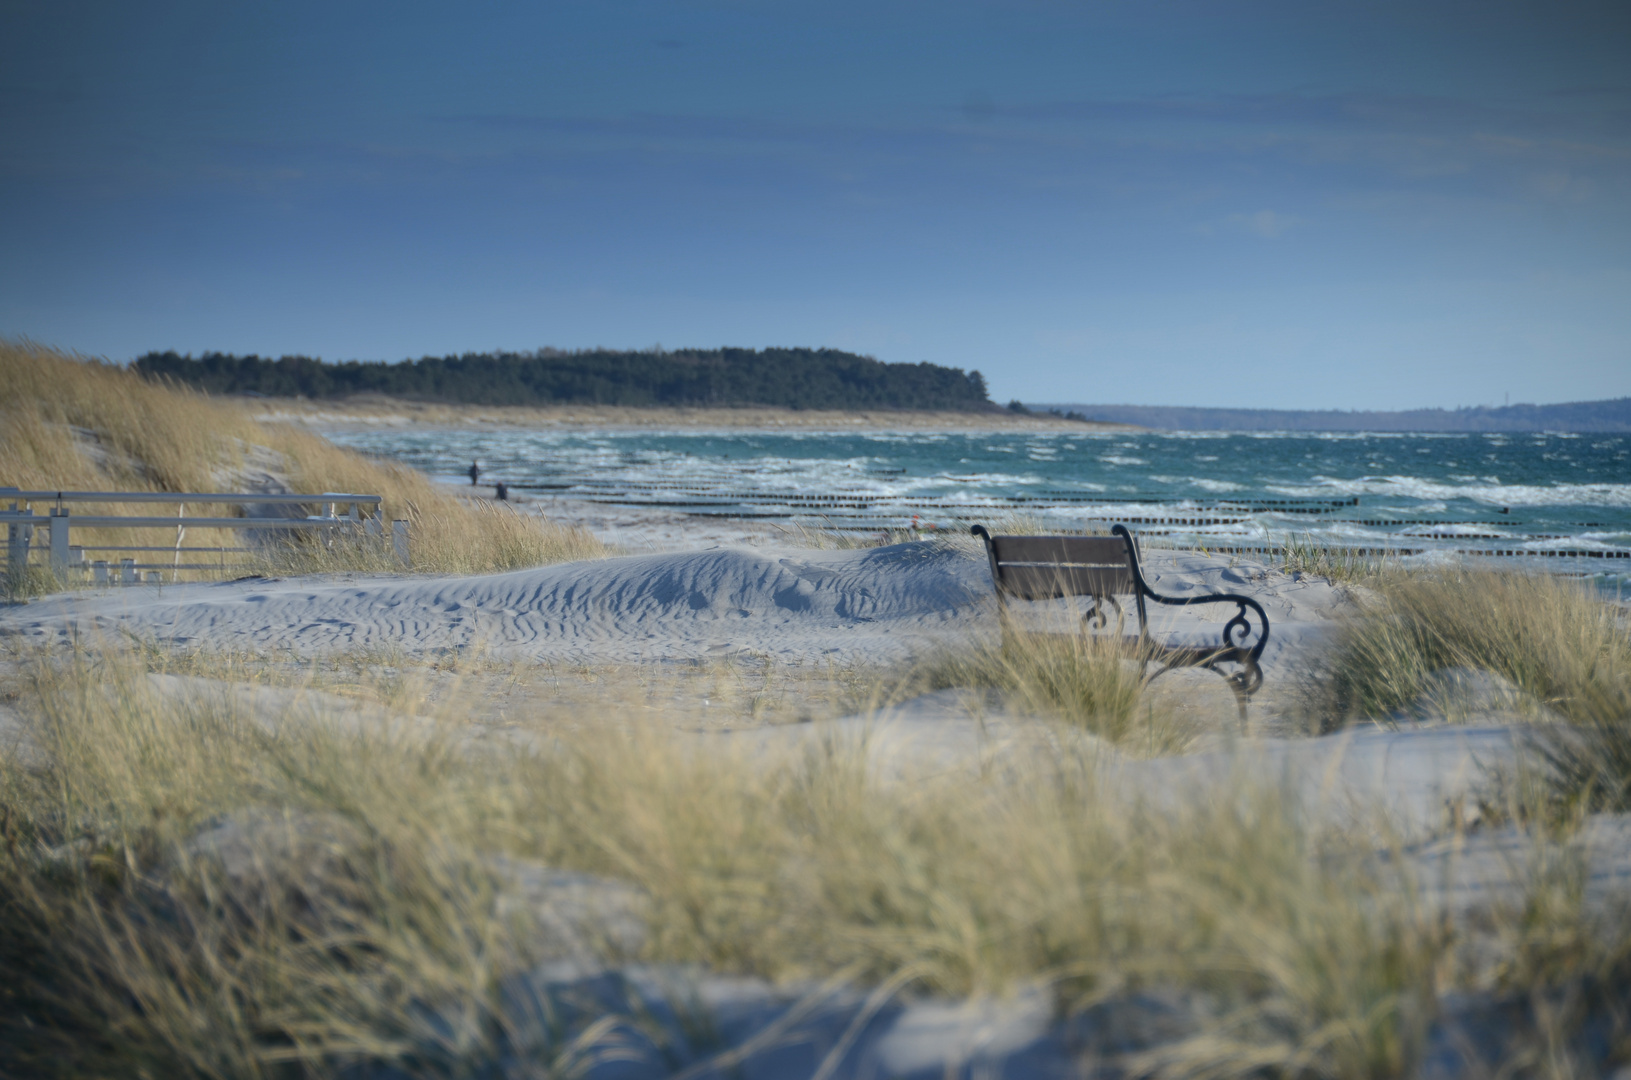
(134, 348, 997, 412)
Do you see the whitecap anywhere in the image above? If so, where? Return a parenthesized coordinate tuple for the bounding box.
(1262, 475, 1631, 508)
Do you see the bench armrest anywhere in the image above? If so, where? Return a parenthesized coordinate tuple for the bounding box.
(1111, 524, 1271, 663)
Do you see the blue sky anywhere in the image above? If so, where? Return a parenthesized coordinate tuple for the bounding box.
(2, 0, 1628, 409)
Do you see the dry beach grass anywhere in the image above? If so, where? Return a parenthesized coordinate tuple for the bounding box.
(2, 611, 1631, 1076)
(1, 340, 603, 588)
(1319, 567, 1631, 819)
(1324, 569, 1631, 730)
(907, 625, 1198, 755)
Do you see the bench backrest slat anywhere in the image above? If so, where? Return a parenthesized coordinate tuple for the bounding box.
(987, 535, 1126, 564)
(984, 535, 1134, 600)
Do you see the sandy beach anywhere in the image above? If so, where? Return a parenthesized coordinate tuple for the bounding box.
(244, 395, 1135, 433)
(7, 533, 1626, 1076)
(0, 538, 1347, 689)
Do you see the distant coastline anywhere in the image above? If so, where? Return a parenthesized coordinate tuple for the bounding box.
(1037, 398, 1631, 433)
(135, 347, 999, 413)
(245, 395, 1131, 433)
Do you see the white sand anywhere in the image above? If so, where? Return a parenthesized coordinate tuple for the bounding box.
(0, 542, 1349, 672)
(3, 539, 1542, 850)
(12, 538, 1624, 1077)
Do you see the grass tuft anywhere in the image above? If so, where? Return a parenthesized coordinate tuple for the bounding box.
(1276, 532, 1391, 584)
(3, 564, 58, 603)
(1322, 568, 1631, 727)
(1318, 566, 1631, 815)
(909, 622, 1195, 754)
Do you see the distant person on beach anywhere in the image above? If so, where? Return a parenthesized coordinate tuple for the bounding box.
(468, 461, 481, 485)
(495, 482, 508, 501)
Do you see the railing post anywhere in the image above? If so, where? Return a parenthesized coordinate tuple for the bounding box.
(121, 558, 137, 584)
(7, 508, 35, 574)
(93, 561, 109, 585)
(393, 520, 410, 568)
(49, 509, 70, 580)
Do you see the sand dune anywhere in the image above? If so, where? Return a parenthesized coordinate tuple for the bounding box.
(0, 542, 1348, 671)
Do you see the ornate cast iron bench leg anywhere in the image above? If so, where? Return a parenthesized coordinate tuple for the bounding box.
(1203, 652, 1261, 727)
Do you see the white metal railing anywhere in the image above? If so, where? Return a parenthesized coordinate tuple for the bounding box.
(2, 488, 408, 584)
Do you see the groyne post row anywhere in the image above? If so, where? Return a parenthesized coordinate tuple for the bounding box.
(1, 489, 408, 583)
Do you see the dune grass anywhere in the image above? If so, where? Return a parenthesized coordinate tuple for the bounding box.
(1322, 568, 1631, 725)
(0, 340, 603, 581)
(1275, 532, 1392, 585)
(4, 642, 1627, 1077)
(775, 520, 925, 549)
(2, 563, 58, 603)
(776, 511, 1087, 550)
(1319, 567, 1631, 813)
(907, 621, 1196, 754)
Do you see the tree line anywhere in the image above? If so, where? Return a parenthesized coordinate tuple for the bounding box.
(133, 347, 996, 412)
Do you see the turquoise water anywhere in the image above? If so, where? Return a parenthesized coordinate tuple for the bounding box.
(328, 427, 1631, 574)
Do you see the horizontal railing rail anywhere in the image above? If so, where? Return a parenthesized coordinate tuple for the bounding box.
(69, 545, 253, 552)
(0, 489, 382, 506)
(13, 516, 376, 529)
(3, 487, 407, 584)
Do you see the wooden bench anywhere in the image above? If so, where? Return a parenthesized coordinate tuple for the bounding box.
(970, 523, 1271, 719)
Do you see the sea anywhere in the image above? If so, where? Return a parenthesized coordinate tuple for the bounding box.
(325, 427, 1631, 582)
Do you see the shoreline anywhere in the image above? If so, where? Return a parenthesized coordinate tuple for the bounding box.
(240, 394, 1138, 433)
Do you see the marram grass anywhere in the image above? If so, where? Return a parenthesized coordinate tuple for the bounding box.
(0, 339, 604, 581)
(1319, 566, 1631, 812)
(3, 644, 1628, 1077)
(1320, 568, 1631, 727)
(907, 620, 1197, 755)
(1276, 532, 1393, 585)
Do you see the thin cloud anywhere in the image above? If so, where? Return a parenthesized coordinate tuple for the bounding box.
(1223, 210, 1301, 238)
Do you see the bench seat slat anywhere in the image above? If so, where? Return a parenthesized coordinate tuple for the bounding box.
(987, 536, 1126, 564)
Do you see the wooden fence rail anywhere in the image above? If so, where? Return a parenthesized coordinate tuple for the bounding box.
(1, 488, 407, 583)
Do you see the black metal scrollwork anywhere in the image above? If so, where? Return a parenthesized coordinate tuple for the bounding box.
(1084, 593, 1123, 631)
(1222, 604, 1257, 649)
(1234, 662, 1264, 696)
